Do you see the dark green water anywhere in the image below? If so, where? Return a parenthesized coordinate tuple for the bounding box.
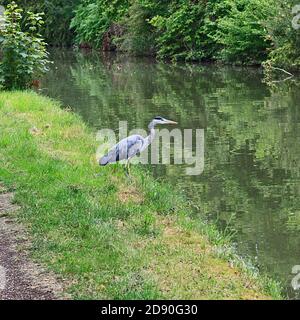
(41, 49, 300, 299)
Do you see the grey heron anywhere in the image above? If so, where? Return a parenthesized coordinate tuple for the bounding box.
(99, 116, 177, 173)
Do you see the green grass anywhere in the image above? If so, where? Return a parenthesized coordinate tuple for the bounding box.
(0, 91, 283, 299)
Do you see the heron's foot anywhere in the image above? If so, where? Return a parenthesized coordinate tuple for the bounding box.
(124, 165, 133, 181)
(94, 172, 103, 178)
(125, 171, 131, 180)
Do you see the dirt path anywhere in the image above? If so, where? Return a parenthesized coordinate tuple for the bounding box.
(0, 190, 65, 300)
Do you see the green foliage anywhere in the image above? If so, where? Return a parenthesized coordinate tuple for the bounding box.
(265, 0, 300, 72)
(2, 0, 298, 68)
(143, 0, 275, 63)
(2, 0, 81, 46)
(70, 0, 280, 65)
(0, 2, 50, 90)
(195, 1, 233, 60)
(212, 0, 274, 64)
(70, 0, 129, 47)
(149, 1, 207, 61)
(118, 1, 156, 55)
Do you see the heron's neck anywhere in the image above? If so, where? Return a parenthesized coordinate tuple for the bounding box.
(149, 127, 156, 143)
(148, 121, 156, 138)
(146, 122, 156, 144)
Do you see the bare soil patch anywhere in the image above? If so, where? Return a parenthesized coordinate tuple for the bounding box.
(0, 190, 65, 300)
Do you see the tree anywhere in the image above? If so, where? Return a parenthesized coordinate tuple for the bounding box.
(0, 2, 50, 90)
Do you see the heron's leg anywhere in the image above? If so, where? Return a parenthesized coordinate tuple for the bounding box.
(124, 159, 132, 179)
(127, 159, 131, 176)
(124, 162, 129, 176)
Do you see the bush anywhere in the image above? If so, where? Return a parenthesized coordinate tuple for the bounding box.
(118, 1, 156, 55)
(2, 0, 81, 46)
(212, 0, 275, 65)
(265, 0, 300, 72)
(0, 2, 50, 90)
(149, 1, 207, 61)
(70, 0, 129, 48)
(120, 0, 275, 63)
(16, 0, 296, 69)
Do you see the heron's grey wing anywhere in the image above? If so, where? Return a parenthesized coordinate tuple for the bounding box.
(127, 136, 144, 159)
(99, 135, 144, 165)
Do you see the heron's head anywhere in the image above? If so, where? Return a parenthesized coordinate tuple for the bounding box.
(150, 116, 177, 128)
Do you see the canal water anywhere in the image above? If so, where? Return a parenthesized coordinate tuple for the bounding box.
(41, 49, 300, 299)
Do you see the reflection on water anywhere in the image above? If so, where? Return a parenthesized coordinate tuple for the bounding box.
(41, 49, 300, 299)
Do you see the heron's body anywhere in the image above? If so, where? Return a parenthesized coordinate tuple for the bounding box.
(99, 117, 176, 168)
(100, 134, 146, 166)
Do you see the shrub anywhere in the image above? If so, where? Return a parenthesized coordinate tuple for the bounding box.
(70, 0, 129, 48)
(265, 0, 300, 72)
(213, 0, 275, 65)
(0, 2, 50, 90)
(2, 0, 80, 46)
(149, 1, 207, 61)
(118, 1, 156, 55)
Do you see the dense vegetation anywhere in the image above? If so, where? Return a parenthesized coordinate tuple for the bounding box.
(265, 0, 300, 72)
(70, 0, 300, 71)
(2, 0, 299, 71)
(0, 2, 49, 90)
(2, 0, 80, 46)
(70, 0, 129, 48)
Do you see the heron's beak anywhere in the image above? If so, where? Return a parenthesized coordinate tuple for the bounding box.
(165, 119, 178, 125)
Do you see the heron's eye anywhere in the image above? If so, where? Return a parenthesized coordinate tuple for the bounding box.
(154, 116, 163, 121)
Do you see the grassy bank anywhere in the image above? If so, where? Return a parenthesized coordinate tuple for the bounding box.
(0, 91, 282, 299)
